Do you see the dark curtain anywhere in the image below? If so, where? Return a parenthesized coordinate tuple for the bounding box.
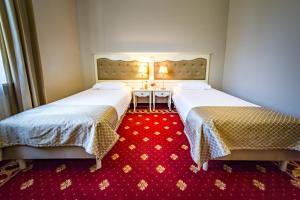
(0, 0, 45, 120)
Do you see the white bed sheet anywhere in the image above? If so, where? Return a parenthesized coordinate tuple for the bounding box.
(172, 88, 258, 122)
(51, 87, 132, 119)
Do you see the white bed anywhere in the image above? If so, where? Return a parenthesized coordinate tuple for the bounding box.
(172, 87, 258, 123)
(172, 84, 300, 171)
(0, 85, 132, 170)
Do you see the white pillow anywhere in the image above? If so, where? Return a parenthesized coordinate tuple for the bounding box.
(93, 81, 126, 90)
(177, 81, 211, 90)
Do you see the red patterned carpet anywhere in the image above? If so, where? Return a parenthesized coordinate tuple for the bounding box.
(0, 109, 299, 200)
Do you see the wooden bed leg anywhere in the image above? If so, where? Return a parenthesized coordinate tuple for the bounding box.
(96, 159, 102, 170)
(202, 162, 209, 171)
(17, 159, 26, 170)
(280, 161, 288, 172)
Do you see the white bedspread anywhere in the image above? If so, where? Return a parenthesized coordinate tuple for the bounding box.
(172, 88, 258, 122)
(51, 87, 132, 119)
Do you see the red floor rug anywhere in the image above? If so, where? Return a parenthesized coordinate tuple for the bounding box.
(0, 110, 299, 200)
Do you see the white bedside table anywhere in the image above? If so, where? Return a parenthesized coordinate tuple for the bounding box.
(133, 89, 152, 112)
(152, 89, 172, 111)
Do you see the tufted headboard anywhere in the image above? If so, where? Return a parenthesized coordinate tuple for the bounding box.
(154, 58, 207, 80)
(96, 58, 149, 80)
(94, 53, 210, 88)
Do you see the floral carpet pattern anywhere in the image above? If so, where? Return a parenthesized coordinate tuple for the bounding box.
(0, 109, 299, 200)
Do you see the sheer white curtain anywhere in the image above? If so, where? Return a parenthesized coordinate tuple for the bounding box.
(0, 49, 17, 120)
(0, 49, 10, 119)
(0, 50, 6, 84)
(0, 86, 11, 120)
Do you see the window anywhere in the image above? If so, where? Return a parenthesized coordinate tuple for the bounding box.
(0, 49, 7, 84)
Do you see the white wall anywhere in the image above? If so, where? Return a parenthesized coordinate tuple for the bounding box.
(223, 0, 300, 118)
(77, 0, 229, 89)
(32, 0, 83, 103)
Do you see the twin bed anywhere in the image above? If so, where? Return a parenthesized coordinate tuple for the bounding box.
(173, 83, 300, 171)
(0, 83, 132, 169)
(0, 53, 299, 172)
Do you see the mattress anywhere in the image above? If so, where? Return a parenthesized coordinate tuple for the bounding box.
(172, 87, 258, 122)
(51, 87, 132, 119)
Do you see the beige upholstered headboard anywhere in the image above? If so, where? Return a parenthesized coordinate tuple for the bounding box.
(154, 58, 207, 80)
(96, 58, 149, 80)
(94, 53, 210, 88)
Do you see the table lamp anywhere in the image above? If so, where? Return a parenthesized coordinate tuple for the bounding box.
(158, 65, 168, 89)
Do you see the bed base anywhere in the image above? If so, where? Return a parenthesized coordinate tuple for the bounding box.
(0, 108, 128, 171)
(0, 146, 100, 170)
(14, 159, 102, 171)
(200, 161, 289, 172)
(197, 149, 300, 172)
(14, 158, 102, 171)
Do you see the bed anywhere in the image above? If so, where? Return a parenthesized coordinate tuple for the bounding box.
(172, 83, 300, 172)
(0, 84, 132, 170)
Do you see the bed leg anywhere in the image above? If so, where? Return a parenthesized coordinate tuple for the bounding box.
(202, 162, 208, 171)
(280, 161, 288, 172)
(96, 159, 102, 170)
(17, 159, 26, 170)
(198, 162, 208, 171)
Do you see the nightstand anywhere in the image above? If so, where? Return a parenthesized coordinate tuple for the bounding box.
(133, 89, 152, 112)
(152, 89, 172, 111)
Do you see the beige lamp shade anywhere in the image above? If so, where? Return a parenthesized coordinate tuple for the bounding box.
(138, 63, 148, 74)
(158, 66, 168, 74)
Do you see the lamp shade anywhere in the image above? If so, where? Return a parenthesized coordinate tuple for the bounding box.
(158, 66, 168, 74)
(138, 63, 148, 74)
